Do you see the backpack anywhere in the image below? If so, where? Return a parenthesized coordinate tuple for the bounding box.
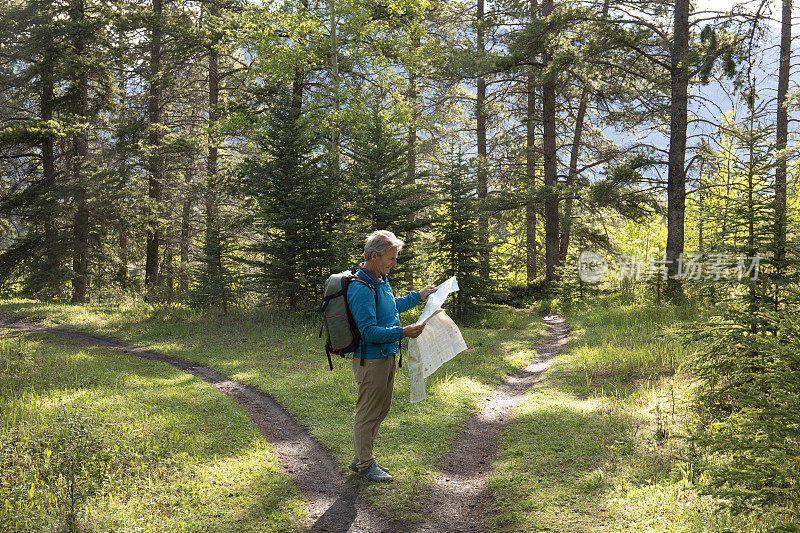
(319, 266, 377, 369)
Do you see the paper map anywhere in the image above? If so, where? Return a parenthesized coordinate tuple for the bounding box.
(416, 276, 459, 325)
(408, 277, 467, 403)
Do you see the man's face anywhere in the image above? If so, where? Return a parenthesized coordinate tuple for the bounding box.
(374, 247, 398, 276)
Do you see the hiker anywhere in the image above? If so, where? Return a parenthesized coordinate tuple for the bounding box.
(347, 230, 436, 482)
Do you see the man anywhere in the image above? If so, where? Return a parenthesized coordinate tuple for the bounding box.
(347, 230, 436, 482)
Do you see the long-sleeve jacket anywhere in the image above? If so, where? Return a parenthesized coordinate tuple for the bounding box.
(346, 266, 422, 360)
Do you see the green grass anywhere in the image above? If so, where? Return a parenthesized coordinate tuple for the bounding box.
(0, 330, 305, 532)
(0, 299, 547, 524)
(486, 301, 784, 532)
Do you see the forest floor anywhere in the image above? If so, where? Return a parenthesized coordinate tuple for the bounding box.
(0, 313, 567, 532)
(0, 316, 388, 531)
(0, 300, 778, 532)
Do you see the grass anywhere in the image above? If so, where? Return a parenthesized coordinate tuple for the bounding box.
(0, 299, 547, 524)
(0, 329, 305, 532)
(486, 300, 786, 532)
(13, 297, 786, 531)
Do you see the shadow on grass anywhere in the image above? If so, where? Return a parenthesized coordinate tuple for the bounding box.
(488, 390, 640, 532)
(201, 464, 305, 533)
(1, 330, 306, 531)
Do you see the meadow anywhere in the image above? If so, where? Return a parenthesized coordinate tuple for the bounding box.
(488, 302, 782, 532)
(0, 299, 546, 528)
(0, 298, 788, 531)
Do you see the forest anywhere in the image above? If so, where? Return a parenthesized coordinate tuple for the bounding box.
(0, 0, 798, 530)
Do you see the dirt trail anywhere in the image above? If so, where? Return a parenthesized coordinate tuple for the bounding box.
(413, 314, 569, 533)
(0, 317, 399, 533)
(1, 313, 567, 533)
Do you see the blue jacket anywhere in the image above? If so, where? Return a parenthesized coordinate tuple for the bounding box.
(347, 266, 422, 359)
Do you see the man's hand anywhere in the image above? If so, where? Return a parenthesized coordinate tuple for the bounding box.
(419, 285, 437, 300)
(402, 324, 425, 338)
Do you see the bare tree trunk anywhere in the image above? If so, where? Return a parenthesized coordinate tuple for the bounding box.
(70, 0, 90, 304)
(559, 93, 586, 264)
(115, 26, 130, 292)
(559, 0, 608, 265)
(526, 206, 538, 280)
(541, 0, 559, 282)
(180, 166, 193, 296)
(775, 0, 791, 274)
(41, 38, 60, 295)
(526, 0, 538, 281)
(205, 15, 220, 294)
(145, 0, 163, 289)
(476, 0, 490, 279)
(405, 33, 420, 289)
(665, 0, 690, 300)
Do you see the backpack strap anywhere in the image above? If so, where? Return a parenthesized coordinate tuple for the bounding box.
(351, 274, 378, 367)
(325, 345, 334, 371)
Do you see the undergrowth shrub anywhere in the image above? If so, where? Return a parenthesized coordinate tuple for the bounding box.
(1, 413, 114, 532)
(685, 305, 800, 523)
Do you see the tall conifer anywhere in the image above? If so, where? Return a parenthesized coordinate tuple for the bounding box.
(242, 93, 338, 310)
(348, 98, 430, 286)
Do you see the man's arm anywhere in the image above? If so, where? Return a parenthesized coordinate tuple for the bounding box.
(395, 285, 437, 314)
(395, 291, 421, 314)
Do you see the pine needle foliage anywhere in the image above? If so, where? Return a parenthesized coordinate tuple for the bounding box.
(191, 216, 237, 313)
(347, 99, 430, 285)
(435, 151, 489, 321)
(240, 94, 340, 310)
(684, 91, 800, 522)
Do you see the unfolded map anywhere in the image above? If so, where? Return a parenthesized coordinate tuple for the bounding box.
(408, 277, 467, 402)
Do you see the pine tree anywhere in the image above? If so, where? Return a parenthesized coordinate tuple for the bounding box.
(436, 151, 488, 321)
(348, 98, 430, 286)
(0, 0, 114, 300)
(241, 93, 339, 310)
(685, 85, 800, 520)
(191, 207, 237, 313)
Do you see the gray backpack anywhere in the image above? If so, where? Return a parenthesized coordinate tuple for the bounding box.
(319, 267, 377, 369)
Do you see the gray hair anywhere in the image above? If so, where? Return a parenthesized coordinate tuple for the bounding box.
(364, 230, 404, 261)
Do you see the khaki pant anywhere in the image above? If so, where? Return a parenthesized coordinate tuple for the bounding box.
(352, 354, 396, 472)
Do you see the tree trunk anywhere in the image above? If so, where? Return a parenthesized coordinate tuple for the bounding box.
(41, 38, 60, 296)
(665, 0, 690, 300)
(70, 0, 90, 304)
(559, 91, 586, 263)
(526, 205, 538, 280)
(476, 0, 489, 279)
(328, 0, 340, 184)
(145, 0, 163, 289)
(165, 250, 174, 301)
(180, 166, 193, 296)
(405, 33, 420, 289)
(205, 15, 221, 299)
(558, 0, 607, 264)
(287, 71, 303, 308)
(526, 2, 538, 282)
(775, 0, 791, 274)
(542, 0, 559, 282)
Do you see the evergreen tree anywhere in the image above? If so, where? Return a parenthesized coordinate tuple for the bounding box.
(0, 0, 115, 300)
(241, 93, 339, 310)
(191, 203, 237, 313)
(685, 86, 800, 519)
(436, 151, 488, 321)
(348, 98, 430, 285)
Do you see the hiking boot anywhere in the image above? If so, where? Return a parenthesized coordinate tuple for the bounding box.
(357, 463, 393, 482)
(350, 459, 390, 474)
